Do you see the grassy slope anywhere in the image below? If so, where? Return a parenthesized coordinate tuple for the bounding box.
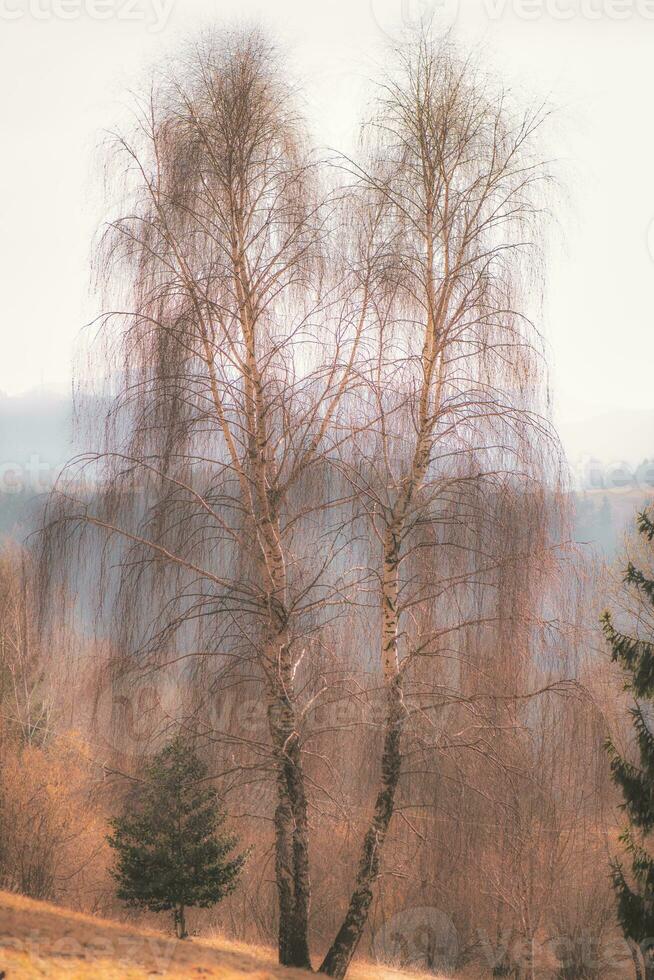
(0, 891, 443, 979)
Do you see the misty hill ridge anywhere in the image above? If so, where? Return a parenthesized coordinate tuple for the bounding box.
(0, 391, 652, 556)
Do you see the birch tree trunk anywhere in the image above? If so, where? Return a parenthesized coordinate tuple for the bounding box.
(319, 677, 404, 977)
(320, 519, 407, 977)
(266, 650, 312, 968)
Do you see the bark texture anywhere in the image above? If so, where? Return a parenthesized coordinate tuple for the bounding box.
(320, 676, 404, 978)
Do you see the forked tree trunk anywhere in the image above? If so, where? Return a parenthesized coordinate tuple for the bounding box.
(319, 675, 404, 978)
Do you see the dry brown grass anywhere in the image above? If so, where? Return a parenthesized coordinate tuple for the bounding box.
(0, 891, 447, 979)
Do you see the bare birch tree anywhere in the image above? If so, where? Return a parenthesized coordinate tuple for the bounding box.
(318, 35, 557, 977)
(41, 29, 371, 970)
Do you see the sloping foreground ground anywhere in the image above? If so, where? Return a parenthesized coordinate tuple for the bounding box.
(0, 891, 442, 980)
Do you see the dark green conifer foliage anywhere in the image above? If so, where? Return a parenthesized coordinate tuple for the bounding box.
(605, 510, 654, 976)
(107, 734, 246, 939)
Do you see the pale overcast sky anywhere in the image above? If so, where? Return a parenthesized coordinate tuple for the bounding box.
(1, 0, 653, 465)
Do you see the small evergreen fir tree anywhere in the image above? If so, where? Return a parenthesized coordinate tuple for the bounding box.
(604, 509, 654, 980)
(107, 734, 246, 938)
